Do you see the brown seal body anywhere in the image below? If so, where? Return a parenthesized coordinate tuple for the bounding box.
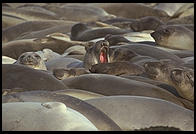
(90, 62, 144, 76)
(2, 64, 67, 91)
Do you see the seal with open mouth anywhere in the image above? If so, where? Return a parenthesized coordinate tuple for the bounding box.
(84, 40, 110, 69)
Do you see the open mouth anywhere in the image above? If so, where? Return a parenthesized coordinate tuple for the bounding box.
(99, 47, 108, 63)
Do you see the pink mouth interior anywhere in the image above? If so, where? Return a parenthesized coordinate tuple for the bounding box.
(100, 51, 107, 63)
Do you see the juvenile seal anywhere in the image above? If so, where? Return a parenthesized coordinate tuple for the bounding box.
(85, 96, 194, 131)
(15, 52, 47, 70)
(3, 102, 98, 131)
(150, 25, 194, 50)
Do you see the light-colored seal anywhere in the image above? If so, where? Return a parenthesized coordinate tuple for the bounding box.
(85, 96, 194, 131)
(150, 25, 194, 50)
(2, 102, 98, 131)
(15, 52, 47, 70)
(2, 90, 122, 131)
(46, 57, 83, 72)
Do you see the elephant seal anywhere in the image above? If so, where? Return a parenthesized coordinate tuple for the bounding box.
(84, 40, 110, 69)
(43, 4, 115, 22)
(62, 74, 188, 108)
(15, 23, 76, 41)
(15, 52, 47, 70)
(3, 102, 98, 131)
(2, 20, 76, 43)
(144, 60, 194, 102)
(70, 23, 129, 41)
(2, 35, 85, 59)
(36, 48, 63, 62)
(170, 68, 194, 102)
(2, 90, 122, 131)
(46, 57, 83, 71)
(89, 62, 144, 76)
(150, 25, 194, 50)
(111, 43, 185, 64)
(85, 96, 194, 131)
(53, 68, 90, 80)
(2, 64, 68, 91)
(2, 14, 26, 30)
(89, 3, 170, 21)
(2, 6, 58, 21)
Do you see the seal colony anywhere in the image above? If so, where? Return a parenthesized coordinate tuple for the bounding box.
(2, 3, 194, 131)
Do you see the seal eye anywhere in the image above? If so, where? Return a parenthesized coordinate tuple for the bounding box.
(34, 54, 41, 59)
(19, 55, 25, 60)
(163, 29, 170, 34)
